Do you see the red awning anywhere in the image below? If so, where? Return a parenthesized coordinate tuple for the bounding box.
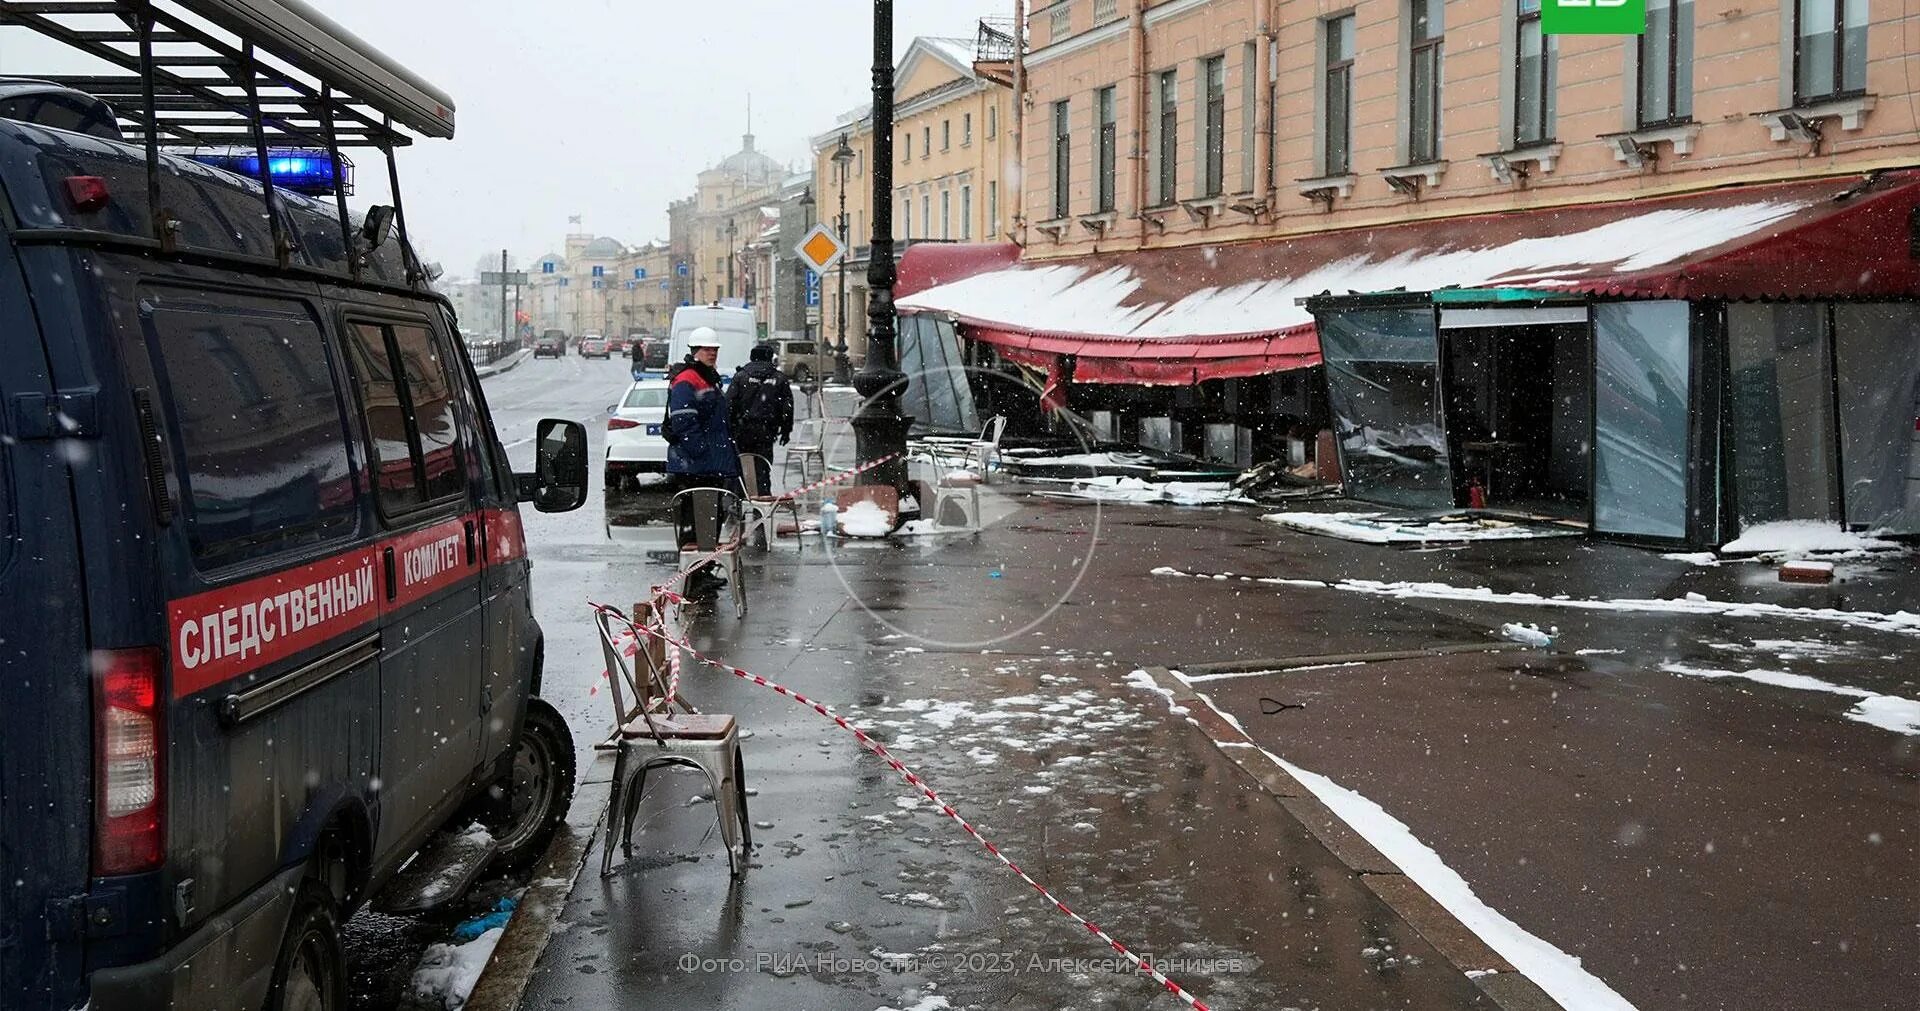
(896, 170, 1920, 385)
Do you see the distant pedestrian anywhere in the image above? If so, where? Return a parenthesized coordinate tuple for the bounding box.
(727, 344, 794, 496)
(630, 335, 647, 380)
(666, 327, 741, 596)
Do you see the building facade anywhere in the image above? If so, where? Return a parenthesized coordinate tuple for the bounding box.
(689, 133, 791, 311)
(1019, 0, 1916, 253)
(525, 234, 676, 338)
(811, 33, 1018, 367)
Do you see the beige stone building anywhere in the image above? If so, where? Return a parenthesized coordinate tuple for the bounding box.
(688, 133, 791, 310)
(525, 234, 676, 338)
(809, 34, 1018, 363)
(1016, 0, 1918, 253)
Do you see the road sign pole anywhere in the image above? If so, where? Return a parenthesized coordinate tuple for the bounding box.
(498, 249, 508, 353)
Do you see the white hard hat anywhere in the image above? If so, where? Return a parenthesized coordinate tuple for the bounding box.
(685, 326, 722, 349)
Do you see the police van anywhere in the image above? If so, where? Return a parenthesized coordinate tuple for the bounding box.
(0, 3, 588, 1009)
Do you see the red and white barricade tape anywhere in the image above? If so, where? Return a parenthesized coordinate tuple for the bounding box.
(772, 451, 902, 504)
(596, 601, 1216, 1011)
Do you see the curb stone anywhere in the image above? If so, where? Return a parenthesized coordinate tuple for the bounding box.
(462, 752, 614, 1011)
(1161, 669, 1568, 1011)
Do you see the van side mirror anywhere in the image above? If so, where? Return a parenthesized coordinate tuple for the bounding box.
(361, 205, 395, 251)
(517, 419, 589, 513)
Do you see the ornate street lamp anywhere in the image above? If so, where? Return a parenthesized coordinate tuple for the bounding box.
(830, 132, 856, 385)
(724, 217, 738, 301)
(854, 0, 909, 490)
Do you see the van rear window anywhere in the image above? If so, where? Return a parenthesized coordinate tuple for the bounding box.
(141, 289, 357, 566)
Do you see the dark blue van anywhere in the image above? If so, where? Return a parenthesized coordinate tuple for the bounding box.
(0, 42, 587, 1011)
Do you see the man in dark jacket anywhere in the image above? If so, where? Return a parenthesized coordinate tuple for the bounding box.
(726, 344, 794, 496)
(667, 328, 740, 596)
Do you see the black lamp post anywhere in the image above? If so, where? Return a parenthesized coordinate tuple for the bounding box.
(830, 132, 856, 385)
(724, 217, 738, 301)
(854, 0, 909, 489)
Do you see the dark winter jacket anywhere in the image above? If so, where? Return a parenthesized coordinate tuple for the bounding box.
(726, 359, 794, 447)
(666, 360, 740, 476)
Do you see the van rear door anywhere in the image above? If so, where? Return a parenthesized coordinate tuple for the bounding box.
(0, 232, 93, 1009)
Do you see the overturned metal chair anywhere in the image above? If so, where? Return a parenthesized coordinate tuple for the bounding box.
(593, 601, 750, 877)
(669, 485, 746, 617)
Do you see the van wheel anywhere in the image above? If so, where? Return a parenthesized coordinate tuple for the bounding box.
(267, 882, 345, 1011)
(483, 697, 576, 871)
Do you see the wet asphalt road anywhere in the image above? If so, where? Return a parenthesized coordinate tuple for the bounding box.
(364, 353, 1917, 1010)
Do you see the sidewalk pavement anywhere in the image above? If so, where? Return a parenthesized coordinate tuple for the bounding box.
(510, 491, 1917, 1011)
(474, 348, 532, 379)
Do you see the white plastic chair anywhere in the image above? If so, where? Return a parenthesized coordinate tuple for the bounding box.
(968, 415, 1008, 484)
(593, 603, 750, 877)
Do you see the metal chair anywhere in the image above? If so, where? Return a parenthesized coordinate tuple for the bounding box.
(738, 454, 803, 551)
(931, 467, 984, 531)
(669, 486, 746, 618)
(593, 603, 750, 877)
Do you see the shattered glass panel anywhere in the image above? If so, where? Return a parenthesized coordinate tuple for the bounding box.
(1318, 308, 1452, 508)
(1834, 304, 1920, 533)
(1593, 301, 1691, 539)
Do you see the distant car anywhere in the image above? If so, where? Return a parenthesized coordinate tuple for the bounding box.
(607, 335, 630, 355)
(770, 339, 831, 384)
(579, 335, 611, 359)
(631, 338, 670, 377)
(534, 335, 565, 358)
(606, 379, 672, 490)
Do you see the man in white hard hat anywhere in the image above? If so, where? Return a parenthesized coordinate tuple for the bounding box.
(666, 327, 741, 597)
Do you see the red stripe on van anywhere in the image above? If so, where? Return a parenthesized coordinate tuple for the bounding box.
(168, 509, 522, 700)
(169, 546, 382, 699)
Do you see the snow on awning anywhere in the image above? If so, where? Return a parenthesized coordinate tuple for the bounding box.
(897, 171, 1920, 385)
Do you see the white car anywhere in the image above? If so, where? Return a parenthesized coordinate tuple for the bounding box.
(605, 379, 672, 491)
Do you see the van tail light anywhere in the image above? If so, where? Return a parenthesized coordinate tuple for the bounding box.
(94, 649, 165, 876)
(608, 417, 641, 430)
(65, 176, 111, 213)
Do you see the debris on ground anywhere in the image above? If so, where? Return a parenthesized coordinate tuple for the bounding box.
(1500, 623, 1556, 648)
(405, 926, 504, 1010)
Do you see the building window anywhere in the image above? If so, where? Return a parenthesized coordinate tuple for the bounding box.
(941, 190, 951, 239)
(1050, 2, 1072, 41)
(1094, 0, 1117, 23)
(1203, 55, 1226, 197)
(1514, 0, 1556, 145)
(923, 125, 931, 158)
(1095, 86, 1117, 213)
(987, 104, 998, 139)
(1157, 70, 1177, 205)
(1323, 17, 1354, 176)
(1794, 0, 1868, 103)
(1639, 0, 1693, 126)
(988, 180, 998, 235)
(1052, 99, 1071, 219)
(901, 196, 910, 240)
(903, 131, 911, 162)
(963, 112, 973, 146)
(961, 185, 973, 239)
(1408, 0, 1443, 163)
(922, 195, 932, 239)
(942, 119, 951, 151)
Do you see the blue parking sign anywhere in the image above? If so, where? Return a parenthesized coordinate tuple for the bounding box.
(660, 280, 670, 290)
(541, 261, 556, 274)
(675, 262, 689, 277)
(591, 265, 605, 277)
(804, 269, 821, 307)
(634, 268, 647, 279)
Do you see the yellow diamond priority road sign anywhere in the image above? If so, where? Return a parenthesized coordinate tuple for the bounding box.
(794, 223, 846, 273)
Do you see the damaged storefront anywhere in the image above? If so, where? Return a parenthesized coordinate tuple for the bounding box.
(1305, 171, 1920, 547)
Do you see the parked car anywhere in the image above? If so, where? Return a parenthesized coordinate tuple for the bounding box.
(579, 334, 611, 359)
(631, 337, 671, 377)
(534, 335, 566, 358)
(769, 338, 832, 384)
(0, 86, 587, 1011)
(605, 379, 673, 492)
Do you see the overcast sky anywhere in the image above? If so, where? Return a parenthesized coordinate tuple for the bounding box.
(319, 0, 972, 276)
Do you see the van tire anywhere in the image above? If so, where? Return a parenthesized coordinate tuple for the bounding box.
(483, 697, 576, 871)
(266, 882, 345, 1011)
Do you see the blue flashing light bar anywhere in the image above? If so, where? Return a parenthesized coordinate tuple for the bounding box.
(187, 148, 355, 196)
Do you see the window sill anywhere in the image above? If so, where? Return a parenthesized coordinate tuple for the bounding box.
(1180, 197, 1227, 224)
(1756, 94, 1876, 139)
(1295, 173, 1358, 200)
(1077, 211, 1119, 234)
(1034, 218, 1072, 241)
(1602, 121, 1701, 159)
(1378, 161, 1446, 191)
(1480, 143, 1562, 179)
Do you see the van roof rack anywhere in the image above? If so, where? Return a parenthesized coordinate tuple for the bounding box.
(0, 0, 455, 285)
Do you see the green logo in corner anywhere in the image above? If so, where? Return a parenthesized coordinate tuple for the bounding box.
(1541, 0, 1646, 35)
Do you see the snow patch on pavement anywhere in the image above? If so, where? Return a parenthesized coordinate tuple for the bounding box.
(1042, 475, 1251, 506)
(840, 499, 894, 538)
(1124, 669, 1190, 716)
(1720, 521, 1902, 557)
(1267, 511, 1579, 545)
(406, 927, 503, 1010)
(1661, 663, 1920, 735)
